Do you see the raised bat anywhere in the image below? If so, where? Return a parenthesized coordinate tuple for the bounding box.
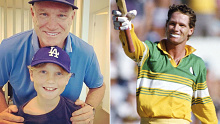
(116, 0, 135, 53)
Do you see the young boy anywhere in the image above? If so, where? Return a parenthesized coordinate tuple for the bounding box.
(15, 46, 81, 124)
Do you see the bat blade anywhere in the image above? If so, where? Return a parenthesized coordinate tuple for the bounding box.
(116, 0, 127, 16)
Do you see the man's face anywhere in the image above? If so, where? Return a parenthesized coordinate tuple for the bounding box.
(31, 1, 75, 48)
(166, 12, 194, 45)
(30, 63, 70, 100)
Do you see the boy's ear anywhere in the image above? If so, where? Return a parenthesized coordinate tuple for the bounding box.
(65, 73, 72, 85)
(29, 69, 34, 82)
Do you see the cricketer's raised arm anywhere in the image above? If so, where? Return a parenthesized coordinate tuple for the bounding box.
(112, 8, 146, 62)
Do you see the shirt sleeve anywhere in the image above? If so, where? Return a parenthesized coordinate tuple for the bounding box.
(84, 50, 103, 88)
(191, 67, 218, 124)
(0, 40, 11, 86)
(119, 24, 146, 62)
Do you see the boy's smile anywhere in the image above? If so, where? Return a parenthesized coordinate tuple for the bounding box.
(43, 87, 57, 91)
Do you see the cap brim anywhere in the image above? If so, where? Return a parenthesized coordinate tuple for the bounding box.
(28, 0, 78, 9)
(31, 60, 71, 73)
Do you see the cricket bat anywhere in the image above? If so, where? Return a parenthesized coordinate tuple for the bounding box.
(116, 0, 135, 53)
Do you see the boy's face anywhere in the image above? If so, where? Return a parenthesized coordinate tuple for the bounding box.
(29, 63, 71, 100)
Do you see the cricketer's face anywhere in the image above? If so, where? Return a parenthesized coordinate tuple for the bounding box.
(31, 1, 75, 48)
(166, 12, 194, 45)
(29, 63, 71, 101)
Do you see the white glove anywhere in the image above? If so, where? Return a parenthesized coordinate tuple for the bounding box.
(112, 10, 137, 30)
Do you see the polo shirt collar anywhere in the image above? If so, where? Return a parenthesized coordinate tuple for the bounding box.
(157, 39, 196, 56)
(64, 34, 72, 53)
(157, 39, 196, 67)
(31, 30, 72, 53)
(32, 30, 40, 53)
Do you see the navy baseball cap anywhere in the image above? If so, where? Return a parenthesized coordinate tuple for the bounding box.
(28, 0, 78, 9)
(31, 46, 71, 73)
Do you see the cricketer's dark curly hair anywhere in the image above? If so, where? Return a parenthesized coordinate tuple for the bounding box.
(166, 4, 196, 29)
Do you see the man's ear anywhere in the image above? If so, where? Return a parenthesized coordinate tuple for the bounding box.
(188, 28, 194, 36)
(71, 10, 75, 20)
(30, 6, 35, 17)
(187, 28, 194, 39)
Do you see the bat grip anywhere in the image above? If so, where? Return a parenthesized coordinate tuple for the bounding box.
(124, 29, 135, 53)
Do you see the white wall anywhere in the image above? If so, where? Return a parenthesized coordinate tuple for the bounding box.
(88, 0, 110, 113)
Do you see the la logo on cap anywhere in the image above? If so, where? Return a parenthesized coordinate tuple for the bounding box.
(48, 47, 59, 58)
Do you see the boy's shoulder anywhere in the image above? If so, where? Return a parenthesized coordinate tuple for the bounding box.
(60, 96, 81, 111)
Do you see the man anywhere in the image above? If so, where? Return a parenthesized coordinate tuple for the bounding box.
(113, 4, 217, 124)
(0, 0, 105, 123)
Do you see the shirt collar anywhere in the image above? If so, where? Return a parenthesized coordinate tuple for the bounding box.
(157, 39, 196, 56)
(32, 30, 40, 53)
(64, 34, 72, 53)
(31, 30, 72, 53)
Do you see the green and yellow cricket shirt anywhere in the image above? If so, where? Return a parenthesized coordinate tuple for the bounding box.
(119, 25, 218, 123)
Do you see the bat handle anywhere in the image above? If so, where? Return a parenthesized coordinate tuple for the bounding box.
(124, 29, 135, 53)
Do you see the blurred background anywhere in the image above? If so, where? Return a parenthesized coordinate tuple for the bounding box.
(110, 0, 220, 124)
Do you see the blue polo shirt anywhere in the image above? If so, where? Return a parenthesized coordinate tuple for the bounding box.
(0, 30, 103, 107)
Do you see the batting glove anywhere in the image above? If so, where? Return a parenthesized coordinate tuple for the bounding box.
(112, 10, 137, 30)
